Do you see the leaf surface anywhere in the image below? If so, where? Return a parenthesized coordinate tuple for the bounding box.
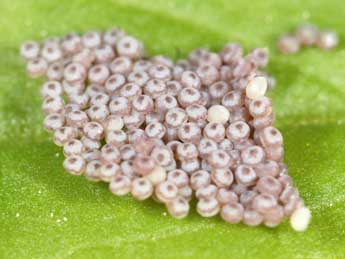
(1, 0, 345, 258)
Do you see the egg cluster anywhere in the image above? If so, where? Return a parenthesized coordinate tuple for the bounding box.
(20, 27, 310, 231)
(278, 24, 338, 54)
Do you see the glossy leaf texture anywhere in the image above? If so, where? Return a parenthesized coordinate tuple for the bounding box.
(1, 0, 345, 258)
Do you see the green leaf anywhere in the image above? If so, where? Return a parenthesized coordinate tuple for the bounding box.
(1, 0, 345, 258)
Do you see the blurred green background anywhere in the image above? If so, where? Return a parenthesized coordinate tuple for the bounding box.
(1, 0, 345, 258)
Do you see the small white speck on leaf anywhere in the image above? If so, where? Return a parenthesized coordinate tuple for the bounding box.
(167, 1, 175, 8)
(16, 213, 20, 217)
(40, 30, 48, 37)
(24, 19, 32, 27)
(302, 10, 310, 20)
(265, 15, 273, 23)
